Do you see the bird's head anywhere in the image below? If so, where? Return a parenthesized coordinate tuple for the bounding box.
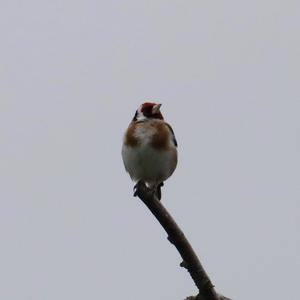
(133, 102, 163, 121)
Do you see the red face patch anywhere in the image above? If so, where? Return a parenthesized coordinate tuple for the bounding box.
(141, 102, 164, 120)
(141, 102, 156, 112)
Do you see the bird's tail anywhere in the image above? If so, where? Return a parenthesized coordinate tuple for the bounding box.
(156, 182, 164, 201)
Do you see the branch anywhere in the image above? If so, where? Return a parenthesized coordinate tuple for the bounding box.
(134, 181, 231, 300)
(186, 294, 231, 300)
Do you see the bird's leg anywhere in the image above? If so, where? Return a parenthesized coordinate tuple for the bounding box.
(147, 182, 164, 201)
(134, 181, 164, 201)
(156, 182, 164, 201)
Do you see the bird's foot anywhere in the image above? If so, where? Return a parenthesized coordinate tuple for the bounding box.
(156, 182, 164, 200)
(133, 181, 163, 201)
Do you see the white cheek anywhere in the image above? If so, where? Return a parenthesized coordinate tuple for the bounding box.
(135, 108, 147, 121)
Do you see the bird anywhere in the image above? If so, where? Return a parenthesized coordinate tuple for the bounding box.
(122, 102, 178, 200)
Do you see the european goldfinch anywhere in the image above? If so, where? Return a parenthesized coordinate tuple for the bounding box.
(122, 102, 178, 200)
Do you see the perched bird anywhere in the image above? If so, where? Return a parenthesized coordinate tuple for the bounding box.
(122, 102, 178, 200)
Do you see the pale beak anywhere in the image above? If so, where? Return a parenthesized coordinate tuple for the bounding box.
(152, 103, 162, 114)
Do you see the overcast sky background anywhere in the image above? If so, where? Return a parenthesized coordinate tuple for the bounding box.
(1, 1, 299, 300)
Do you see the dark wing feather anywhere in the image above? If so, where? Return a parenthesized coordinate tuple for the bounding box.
(165, 123, 178, 147)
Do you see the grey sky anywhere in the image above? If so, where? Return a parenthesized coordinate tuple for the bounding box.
(1, 1, 299, 300)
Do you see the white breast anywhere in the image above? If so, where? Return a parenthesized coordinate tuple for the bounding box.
(122, 122, 177, 187)
(122, 144, 176, 186)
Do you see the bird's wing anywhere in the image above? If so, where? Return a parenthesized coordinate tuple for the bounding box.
(165, 123, 178, 147)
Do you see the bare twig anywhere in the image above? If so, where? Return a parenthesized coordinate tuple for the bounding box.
(134, 181, 228, 300)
